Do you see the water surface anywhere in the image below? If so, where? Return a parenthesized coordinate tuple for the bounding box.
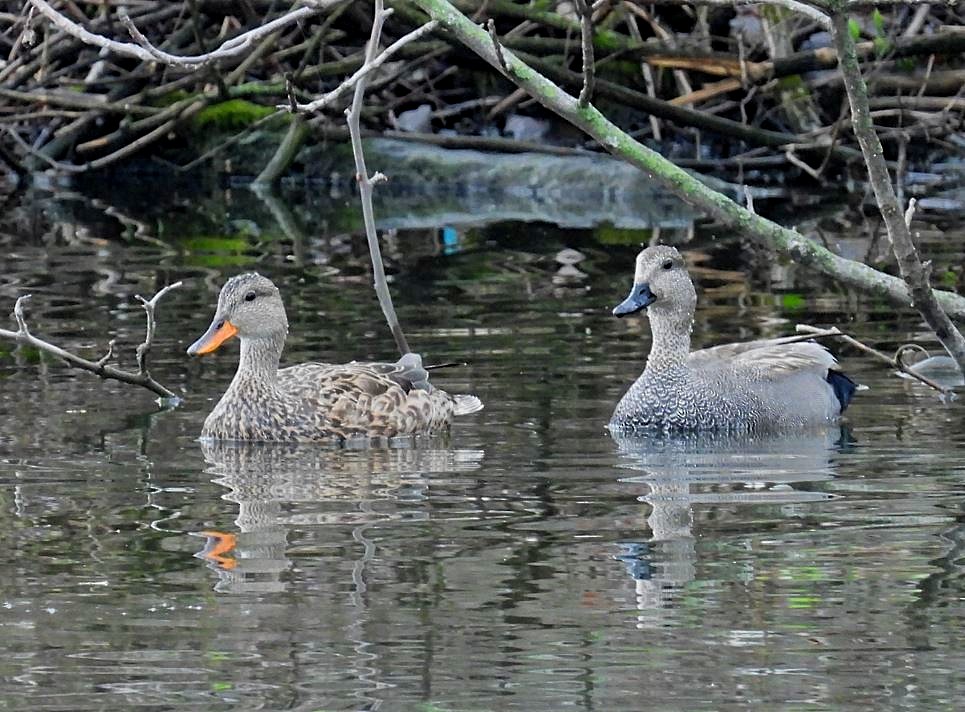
(1, 170, 964, 711)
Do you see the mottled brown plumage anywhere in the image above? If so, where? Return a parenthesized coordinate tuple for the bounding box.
(187, 273, 482, 443)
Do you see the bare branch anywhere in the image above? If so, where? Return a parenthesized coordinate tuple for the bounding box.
(795, 324, 951, 395)
(13, 295, 31, 336)
(624, 0, 831, 25)
(904, 197, 917, 229)
(487, 19, 509, 75)
(27, 0, 336, 70)
(344, 0, 410, 356)
(135, 281, 183, 376)
(831, 11, 965, 376)
(289, 20, 439, 114)
(574, 0, 595, 107)
(0, 283, 184, 401)
(97, 339, 116, 368)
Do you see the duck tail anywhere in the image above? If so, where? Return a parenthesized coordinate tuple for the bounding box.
(827, 369, 858, 413)
(453, 394, 484, 416)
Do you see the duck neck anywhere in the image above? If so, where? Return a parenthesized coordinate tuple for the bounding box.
(645, 309, 692, 373)
(230, 333, 284, 392)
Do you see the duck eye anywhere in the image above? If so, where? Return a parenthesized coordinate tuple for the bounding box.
(244, 291, 257, 302)
(662, 259, 674, 270)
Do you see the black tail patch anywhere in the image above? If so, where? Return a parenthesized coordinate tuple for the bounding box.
(827, 370, 858, 413)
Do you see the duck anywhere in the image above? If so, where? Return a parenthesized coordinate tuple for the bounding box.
(187, 273, 483, 442)
(609, 245, 857, 434)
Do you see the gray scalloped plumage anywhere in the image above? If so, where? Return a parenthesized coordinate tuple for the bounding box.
(188, 273, 482, 443)
(609, 245, 856, 434)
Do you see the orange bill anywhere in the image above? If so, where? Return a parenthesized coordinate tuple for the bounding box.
(187, 319, 238, 356)
(197, 530, 238, 570)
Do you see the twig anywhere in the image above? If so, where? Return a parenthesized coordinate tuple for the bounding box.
(784, 148, 823, 182)
(0, 283, 184, 400)
(795, 324, 950, 395)
(487, 19, 509, 75)
(2, 126, 89, 173)
(574, 0, 594, 107)
(288, 20, 439, 113)
(619, 0, 831, 26)
(904, 196, 917, 229)
(830, 11, 965, 376)
(96, 339, 116, 368)
(27, 0, 336, 69)
(134, 281, 182, 376)
(345, 0, 410, 356)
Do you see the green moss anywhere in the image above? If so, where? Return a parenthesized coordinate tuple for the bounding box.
(193, 99, 276, 131)
(182, 234, 258, 267)
(151, 89, 193, 107)
(595, 225, 649, 246)
(872, 9, 886, 35)
(847, 18, 862, 41)
(873, 36, 892, 56)
(781, 293, 806, 311)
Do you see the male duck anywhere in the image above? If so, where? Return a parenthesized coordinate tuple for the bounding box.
(187, 273, 482, 442)
(609, 245, 857, 434)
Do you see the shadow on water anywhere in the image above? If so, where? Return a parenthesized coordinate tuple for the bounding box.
(609, 429, 847, 626)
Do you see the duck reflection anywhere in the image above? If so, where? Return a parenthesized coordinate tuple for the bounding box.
(610, 429, 847, 627)
(195, 440, 484, 593)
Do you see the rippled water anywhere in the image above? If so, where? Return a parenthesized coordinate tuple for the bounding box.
(1, 174, 964, 711)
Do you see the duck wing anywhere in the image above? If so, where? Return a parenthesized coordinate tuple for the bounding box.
(277, 353, 463, 437)
(691, 339, 837, 378)
(689, 334, 828, 368)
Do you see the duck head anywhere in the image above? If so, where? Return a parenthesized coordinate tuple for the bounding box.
(613, 245, 696, 321)
(187, 273, 289, 356)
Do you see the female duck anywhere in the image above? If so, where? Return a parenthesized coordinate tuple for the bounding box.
(187, 273, 482, 442)
(609, 245, 857, 434)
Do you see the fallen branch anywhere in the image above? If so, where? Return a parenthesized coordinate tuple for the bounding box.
(795, 324, 951, 396)
(831, 11, 965, 375)
(409, 0, 965, 321)
(0, 282, 184, 401)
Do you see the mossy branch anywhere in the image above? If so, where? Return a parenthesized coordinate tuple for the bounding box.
(830, 11, 965, 375)
(409, 0, 965, 323)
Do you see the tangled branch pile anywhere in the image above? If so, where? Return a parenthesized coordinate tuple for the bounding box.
(0, 0, 963, 189)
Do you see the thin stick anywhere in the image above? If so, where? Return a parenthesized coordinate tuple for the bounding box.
(831, 11, 965, 375)
(487, 19, 509, 75)
(345, 1, 410, 356)
(574, 0, 594, 107)
(27, 0, 338, 69)
(289, 20, 438, 113)
(795, 324, 949, 394)
(135, 282, 182, 376)
(0, 282, 184, 400)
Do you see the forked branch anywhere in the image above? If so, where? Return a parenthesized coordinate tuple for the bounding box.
(0, 283, 184, 401)
(27, 0, 340, 70)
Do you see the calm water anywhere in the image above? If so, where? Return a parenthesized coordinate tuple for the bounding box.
(1, 168, 964, 711)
